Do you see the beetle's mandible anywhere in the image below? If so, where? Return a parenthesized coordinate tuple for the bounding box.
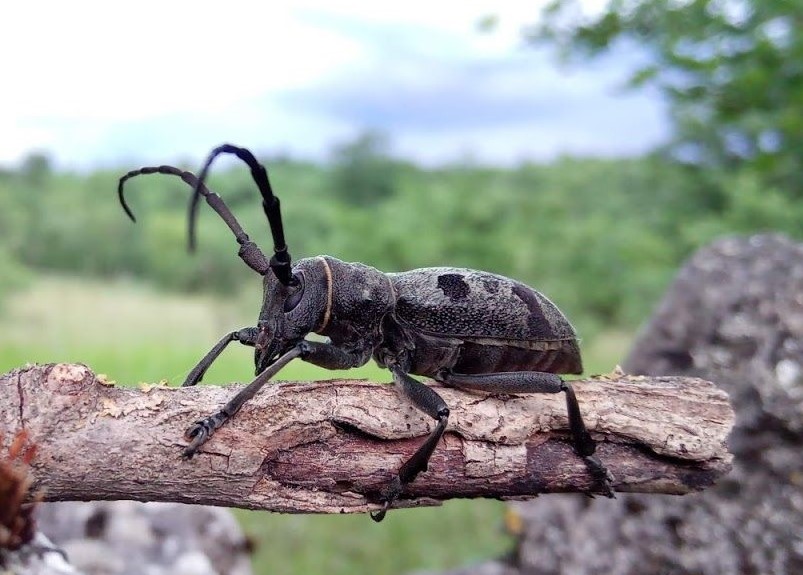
(118, 144, 614, 521)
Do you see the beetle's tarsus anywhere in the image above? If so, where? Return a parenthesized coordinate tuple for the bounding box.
(369, 367, 451, 521)
(181, 424, 208, 459)
(181, 415, 221, 458)
(583, 454, 615, 498)
(180, 345, 304, 458)
(371, 475, 403, 522)
(370, 503, 390, 523)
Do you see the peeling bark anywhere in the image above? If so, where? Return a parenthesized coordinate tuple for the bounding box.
(0, 363, 733, 515)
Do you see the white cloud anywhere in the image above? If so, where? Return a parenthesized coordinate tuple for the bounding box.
(2, 2, 363, 115)
(0, 1, 667, 168)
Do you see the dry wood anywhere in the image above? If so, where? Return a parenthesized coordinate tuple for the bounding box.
(0, 363, 733, 515)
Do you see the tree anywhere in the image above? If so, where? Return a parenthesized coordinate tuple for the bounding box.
(19, 152, 52, 186)
(329, 131, 399, 205)
(533, 0, 803, 197)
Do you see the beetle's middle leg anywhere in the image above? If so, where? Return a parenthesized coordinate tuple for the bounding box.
(435, 370, 614, 497)
(370, 365, 450, 522)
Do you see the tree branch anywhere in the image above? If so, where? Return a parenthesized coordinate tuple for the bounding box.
(0, 363, 733, 515)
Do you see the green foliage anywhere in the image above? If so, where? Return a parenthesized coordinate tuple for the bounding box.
(329, 131, 400, 205)
(19, 152, 53, 186)
(521, 0, 803, 332)
(0, 247, 29, 311)
(534, 0, 803, 197)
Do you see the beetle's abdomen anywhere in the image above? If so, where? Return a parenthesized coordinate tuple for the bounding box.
(390, 268, 582, 375)
(390, 268, 577, 341)
(452, 339, 582, 374)
(401, 331, 582, 376)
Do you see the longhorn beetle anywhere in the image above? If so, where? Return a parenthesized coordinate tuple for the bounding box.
(118, 144, 614, 521)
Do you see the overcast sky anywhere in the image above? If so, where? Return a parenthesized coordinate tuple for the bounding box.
(1, 1, 668, 169)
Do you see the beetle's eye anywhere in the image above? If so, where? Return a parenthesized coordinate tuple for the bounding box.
(284, 275, 304, 312)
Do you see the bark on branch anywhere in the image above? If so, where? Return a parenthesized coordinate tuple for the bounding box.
(0, 363, 733, 515)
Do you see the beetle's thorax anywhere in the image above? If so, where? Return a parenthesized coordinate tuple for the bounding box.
(310, 256, 395, 347)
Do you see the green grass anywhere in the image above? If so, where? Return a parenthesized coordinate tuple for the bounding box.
(0, 277, 392, 384)
(236, 501, 512, 575)
(0, 276, 631, 575)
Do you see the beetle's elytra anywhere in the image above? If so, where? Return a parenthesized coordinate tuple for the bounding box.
(118, 144, 614, 521)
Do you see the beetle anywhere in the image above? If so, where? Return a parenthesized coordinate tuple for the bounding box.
(118, 144, 613, 521)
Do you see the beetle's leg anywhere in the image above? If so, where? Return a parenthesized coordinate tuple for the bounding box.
(182, 340, 370, 458)
(371, 365, 450, 523)
(436, 370, 614, 498)
(295, 340, 373, 370)
(182, 345, 303, 458)
(183, 327, 259, 387)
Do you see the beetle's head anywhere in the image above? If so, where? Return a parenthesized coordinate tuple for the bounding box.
(117, 144, 322, 375)
(254, 263, 327, 374)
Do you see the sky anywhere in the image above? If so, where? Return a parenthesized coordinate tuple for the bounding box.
(1, 1, 668, 169)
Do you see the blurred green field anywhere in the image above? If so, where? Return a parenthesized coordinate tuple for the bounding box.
(0, 275, 631, 575)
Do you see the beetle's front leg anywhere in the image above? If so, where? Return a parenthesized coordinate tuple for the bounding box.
(183, 344, 302, 457)
(183, 327, 258, 387)
(182, 340, 370, 458)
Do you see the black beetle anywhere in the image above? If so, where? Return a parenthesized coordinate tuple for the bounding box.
(118, 144, 613, 521)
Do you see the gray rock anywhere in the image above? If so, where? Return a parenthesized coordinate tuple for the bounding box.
(35, 502, 252, 575)
(0, 532, 82, 575)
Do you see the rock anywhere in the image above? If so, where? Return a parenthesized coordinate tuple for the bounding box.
(34, 502, 253, 575)
(626, 234, 803, 437)
(0, 532, 82, 575)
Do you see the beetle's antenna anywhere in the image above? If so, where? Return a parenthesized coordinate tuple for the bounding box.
(190, 144, 295, 286)
(118, 165, 270, 275)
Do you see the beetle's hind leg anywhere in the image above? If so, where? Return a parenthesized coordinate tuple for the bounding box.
(436, 370, 614, 498)
(561, 380, 614, 496)
(371, 365, 450, 522)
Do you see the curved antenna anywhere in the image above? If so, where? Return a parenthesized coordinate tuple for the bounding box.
(190, 144, 294, 286)
(118, 165, 270, 275)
